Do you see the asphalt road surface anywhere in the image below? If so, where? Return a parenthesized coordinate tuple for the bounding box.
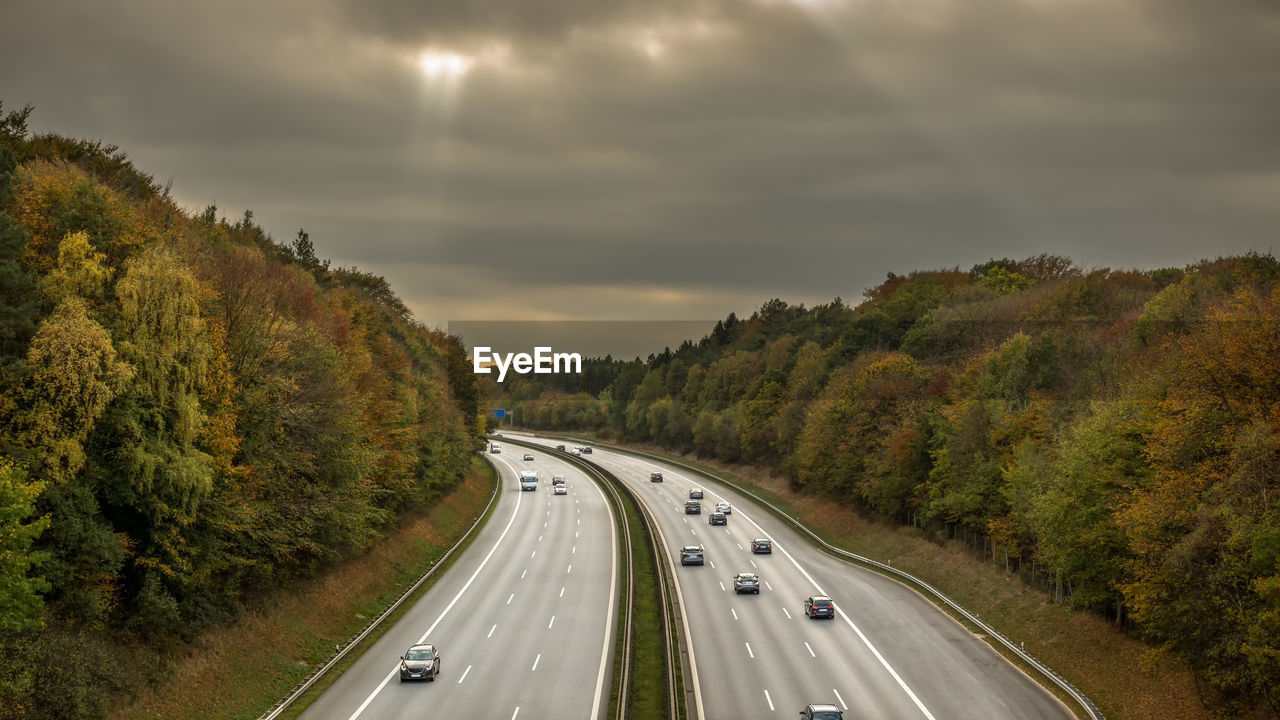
(297, 449, 617, 720)
(518, 434, 1075, 720)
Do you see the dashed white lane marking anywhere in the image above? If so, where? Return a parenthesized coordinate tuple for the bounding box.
(731, 608, 738, 620)
(764, 689, 774, 711)
(745, 642, 754, 659)
(530, 550, 536, 558)
(692, 529, 698, 536)
(521, 569, 527, 579)
(548, 615, 556, 629)
(560, 586, 565, 598)
(719, 581, 726, 592)
(512, 707, 520, 719)
(709, 560, 716, 569)
(737, 543, 743, 550)
(751, 560, 758, 569)
(782, 607, 792, 620)
(834, 688, 848, 709)
(487, 624, 497, 638)
(805, 642, 816, 658)
(531, 654, 541, 672)
(538, 535, 543, 542)
(572, 546, 576, 554)
(763, 580, 772, 590)
(567, 564, 573, 574)
(458, 665, 472, 684)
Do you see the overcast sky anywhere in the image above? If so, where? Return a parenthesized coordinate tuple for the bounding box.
(3, 0, 1278, 333)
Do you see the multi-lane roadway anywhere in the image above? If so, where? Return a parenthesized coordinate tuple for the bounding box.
(299, 433, 1075, 720)
(297, 450, 617, 720)
(517, 434, 1075, 720)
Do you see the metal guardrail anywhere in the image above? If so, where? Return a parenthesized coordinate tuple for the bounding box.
(256, 454, 502, 720)
(539, 435, 1106, 720)
(508, 436, 686, 720)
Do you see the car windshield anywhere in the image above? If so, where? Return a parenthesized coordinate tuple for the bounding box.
(813, 713, 842, 720)
(813, 600, 832, 607)
(406, 648, 433, 660)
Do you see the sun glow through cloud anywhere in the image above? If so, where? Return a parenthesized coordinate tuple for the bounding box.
(418, 51, 472, 78)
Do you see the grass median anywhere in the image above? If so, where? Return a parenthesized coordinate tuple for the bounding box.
(109, 457, 498, 720)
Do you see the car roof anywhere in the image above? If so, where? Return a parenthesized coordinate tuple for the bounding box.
(754, 538, 771, 542)
(682, 545, 703, 551)
(407, 643, 434, 651)
(735, 572, 757, 578)
(807, 703, 841, 711)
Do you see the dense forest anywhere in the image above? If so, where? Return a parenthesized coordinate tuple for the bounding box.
(0, 104, 480, 718)
(503, 254, 1280, 715)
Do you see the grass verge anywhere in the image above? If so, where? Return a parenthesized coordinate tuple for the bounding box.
(109, 457, 498, 720)
(598, 440, 1210, 720)
(615, 481, 675, 720)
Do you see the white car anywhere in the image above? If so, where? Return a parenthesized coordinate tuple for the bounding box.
(554, 485, 568, 495)
(569, 448, 582, 456)
(715, 502, 732, 514)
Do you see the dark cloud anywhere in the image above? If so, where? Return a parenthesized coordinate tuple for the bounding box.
(2, 0, 1278, 330)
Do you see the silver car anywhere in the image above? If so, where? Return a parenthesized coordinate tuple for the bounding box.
(399, 643, 441, 681)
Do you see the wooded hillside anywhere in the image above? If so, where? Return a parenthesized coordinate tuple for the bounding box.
(504, 254, 1280, 715)
(0, 104, 479, 718)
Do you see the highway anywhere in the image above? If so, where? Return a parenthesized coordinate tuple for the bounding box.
(517, 433, 1076, 720)
(296, 449, 618, 720)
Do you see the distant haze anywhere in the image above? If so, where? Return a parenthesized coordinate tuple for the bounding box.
(2, 0, 1278, 327)
(449, 320, 716, 360)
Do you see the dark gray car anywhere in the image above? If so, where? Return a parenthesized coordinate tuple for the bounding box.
(400, 643, 441, 681)
(680, 545, 704, 566)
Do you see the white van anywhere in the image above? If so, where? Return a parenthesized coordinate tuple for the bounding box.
(519, 470, 538, 491)
(490, 442, 502, 453)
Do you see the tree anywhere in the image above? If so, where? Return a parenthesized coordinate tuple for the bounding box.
(0, 459, 49, 632)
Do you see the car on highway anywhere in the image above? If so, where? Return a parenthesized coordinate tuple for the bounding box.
(523, 452, 535, 461)
(399, 643, 441, 681)
(708, 512, 727, 526)
(798, 703, 843, 720)
(804, 596, 836, 619)
(680, 545, 704, 566)
(733, 572, 760, 594)
(688, 488, 703, 499)
(552, 475, 565, 485)
(554, 484, 568, 495)
(715, 501, 731, 514)
(685, 500, 701, 514)
(490, 443, 501, 453)
(650, 472, 663, 482)
(555, 444, 565, 450)
(580, 446, 592, 454)
(751, 538, 772, 554)
(569, 448, 582, 456)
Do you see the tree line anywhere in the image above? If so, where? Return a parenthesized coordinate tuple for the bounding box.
(0, 104, 480, 718)
(502, 253, 1280, 716)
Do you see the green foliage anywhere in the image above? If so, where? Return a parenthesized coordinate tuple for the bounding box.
(0, 460, 49, 632)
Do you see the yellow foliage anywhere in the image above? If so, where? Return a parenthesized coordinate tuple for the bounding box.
(8, 159, 148, 273)
(40, 230, 112, 305)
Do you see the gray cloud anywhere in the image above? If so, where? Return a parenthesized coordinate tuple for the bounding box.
(2, 0, 1278, 334)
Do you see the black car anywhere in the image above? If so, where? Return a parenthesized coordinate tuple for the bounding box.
(650, 472, 664, 482)
(399, 643, 441, 681)
(523, 453, 534, 461)
(555, 444, 566, 450)
(688, 488, 703, 499)
(580, 446, 592, 454)
(799, 704, 843, 720)
(685, 501, 701, 514)
(680, 545, 704, 566)
(733, 572, 760, 594)
(804, 596, 836, 619)
(708, 512, 727, 526)
(751, 538, 772, 554)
